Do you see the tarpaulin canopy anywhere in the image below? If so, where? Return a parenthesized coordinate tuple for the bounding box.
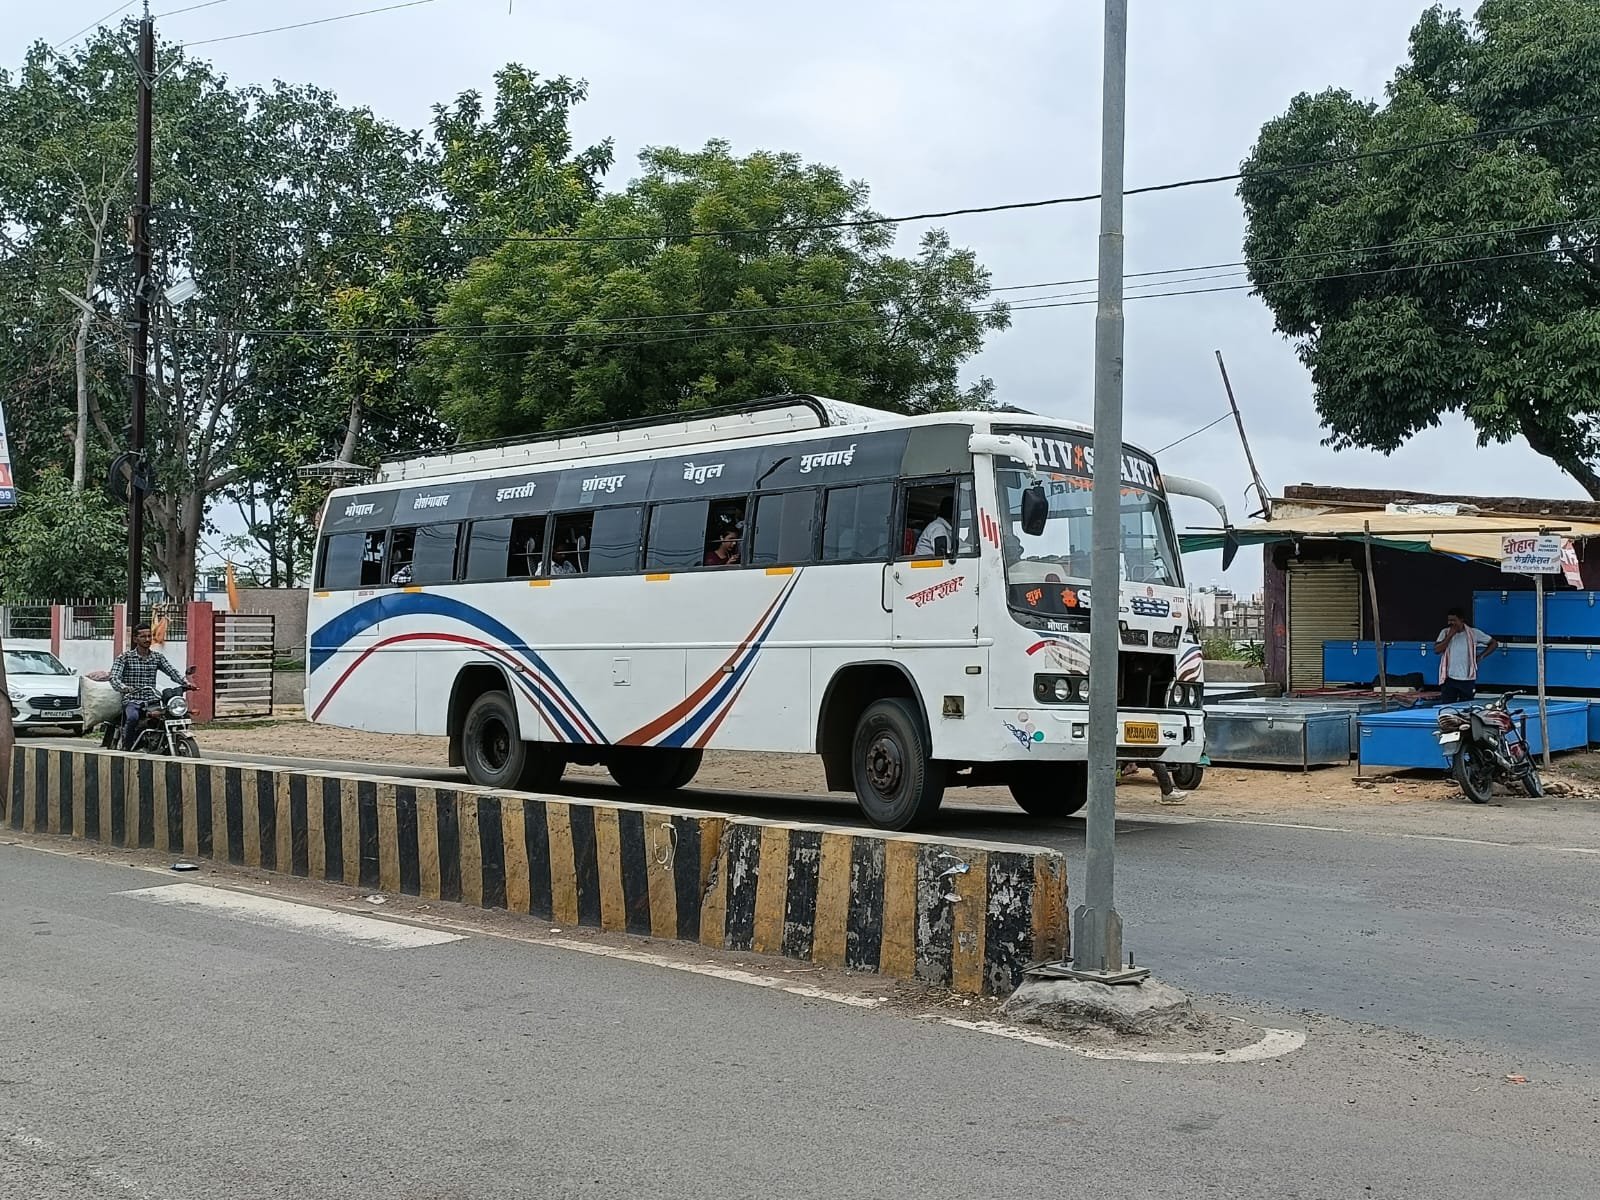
(1179, 509, 1600, 563)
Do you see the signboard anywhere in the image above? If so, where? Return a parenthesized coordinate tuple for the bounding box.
(0, 400, 15, 508)
(1500, 534, 1563, 574)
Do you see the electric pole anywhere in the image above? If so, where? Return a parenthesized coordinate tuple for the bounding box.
(1075, 0, 1142, 981)
(128, 10, 154, 631)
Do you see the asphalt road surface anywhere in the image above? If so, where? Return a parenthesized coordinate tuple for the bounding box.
(3, 840, 1598, 1199)
(243, 752, 1600, 1066)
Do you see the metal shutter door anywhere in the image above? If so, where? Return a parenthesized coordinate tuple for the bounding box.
(1287, 561, 1361, 692)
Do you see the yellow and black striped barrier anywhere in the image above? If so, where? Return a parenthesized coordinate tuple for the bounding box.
(5, 745, 1068, 994)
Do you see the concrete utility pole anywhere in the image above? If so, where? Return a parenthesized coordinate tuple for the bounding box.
(127, 11, 154, 631)
(1074, 0, 1141, 981)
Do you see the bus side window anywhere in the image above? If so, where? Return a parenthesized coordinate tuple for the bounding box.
(387, 528, 417, 585)
(466, 519, 512, 582)
(646, 500, 710, 571)
(550, 506, 644, 576)
(748, 490, 817, 567)
(507, 515, 546, 578)
(821, 482, 893, 563)
(360, 530, 385, 587)
(408, 523, 462, 585)
(318, 532, 369, 590)
(900, 479, 975, 559)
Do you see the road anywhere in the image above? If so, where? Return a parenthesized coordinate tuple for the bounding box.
(3, 839, 1598, 1199)
(244, 752, 1600, 1066)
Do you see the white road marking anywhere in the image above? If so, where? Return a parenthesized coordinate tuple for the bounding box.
(539, 937, 887, 1008)
(938, 1017, 1308, 1063)
(1150, 812, 1600, 855)
(1, 1126, 171, 1199)
(119, 884, 464, 950)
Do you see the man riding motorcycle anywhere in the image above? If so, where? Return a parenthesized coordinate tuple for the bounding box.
(109, 621, 194, 750)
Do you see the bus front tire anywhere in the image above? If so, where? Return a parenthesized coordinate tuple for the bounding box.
(852, 697, 944, 831)
(462, 691, 530, 790)
(608, 747, 702, 793)
(1009, 763, 1089, 818)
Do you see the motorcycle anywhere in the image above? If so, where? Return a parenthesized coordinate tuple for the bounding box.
(1435, 692, 1543, 803)
(100, 684, 200, 758)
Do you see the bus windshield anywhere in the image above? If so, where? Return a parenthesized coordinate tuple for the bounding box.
(996, 466, 1180, 592)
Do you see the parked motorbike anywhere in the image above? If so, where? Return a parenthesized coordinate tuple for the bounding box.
(1435, 692, 1542, 803)
(100, 685, 200, 758)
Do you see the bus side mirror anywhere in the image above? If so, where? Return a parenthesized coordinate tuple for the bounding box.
(1020, 485, 1048, 537)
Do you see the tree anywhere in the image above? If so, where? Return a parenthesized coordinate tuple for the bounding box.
(0, 469, 126, 600)
(422, 141, 1009, 441)
(0, 37, 133, 493)
(227, 66, 613, 583)
(1239, 0, 1600, 495)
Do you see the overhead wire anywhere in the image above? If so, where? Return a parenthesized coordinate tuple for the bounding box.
(1155, 413, 1234, 455)
(153, 0, 245, 18)
(178, 0, 440, 47)
(49, 0, 136, 51)
(161, 230, 1595, 344)
(186, 111, 1600, 251)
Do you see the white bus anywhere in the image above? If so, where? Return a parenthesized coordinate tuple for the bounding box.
(306, 394, 1224, 829)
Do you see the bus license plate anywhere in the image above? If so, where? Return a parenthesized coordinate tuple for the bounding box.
(1123, 721, 1159, 745)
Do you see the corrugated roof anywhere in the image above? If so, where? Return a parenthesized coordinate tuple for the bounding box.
(1180, 509, 1600, 563)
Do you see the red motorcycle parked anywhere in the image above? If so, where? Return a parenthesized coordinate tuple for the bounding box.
(1435, 692, 1543, 803)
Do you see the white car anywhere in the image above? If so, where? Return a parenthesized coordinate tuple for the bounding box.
(6, 649, 85, 736)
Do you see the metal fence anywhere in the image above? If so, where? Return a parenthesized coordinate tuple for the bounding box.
(213, 611, 275, 718)
(0, 603, 54, 640)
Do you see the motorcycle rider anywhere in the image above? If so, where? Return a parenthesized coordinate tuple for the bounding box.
(109, 622, 193, 750)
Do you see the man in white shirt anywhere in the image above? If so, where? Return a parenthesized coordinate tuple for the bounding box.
(914, 497, 955, 557)
(1435, 606, 1498, 704)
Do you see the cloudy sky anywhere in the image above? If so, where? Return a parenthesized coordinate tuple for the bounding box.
(9, 0, 1575, 589)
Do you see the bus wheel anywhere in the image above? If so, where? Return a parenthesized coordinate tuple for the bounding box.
(852, 698, 944, 831)
(462, 691, 529, 790)
(1009, 763, 1088, 818)
(608, 747, 703, 793)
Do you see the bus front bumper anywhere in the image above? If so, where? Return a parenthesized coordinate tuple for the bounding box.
(1006, 706, 1204, 760)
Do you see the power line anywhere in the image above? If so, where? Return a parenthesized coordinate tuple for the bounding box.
(178, 0, 439, 47)
(1155, 413, 1233, 454)
(191, 112, 1600, 251)
(50, 0, 136, 51)
(153, 0, 244, 18)
(166, 228, 1592, 344)
(989, 215, 1591, 294)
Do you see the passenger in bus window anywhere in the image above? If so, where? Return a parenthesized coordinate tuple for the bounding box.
(914, 496, 954, 556)
(388, 529, 416, 586)
(704, 522, 741, 567)
(549, 530, 582, 575)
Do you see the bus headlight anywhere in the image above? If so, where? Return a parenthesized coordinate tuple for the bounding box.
(1034, 674, 1088, 704)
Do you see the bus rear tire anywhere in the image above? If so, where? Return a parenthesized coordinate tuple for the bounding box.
(462, 691, 529, 790)
(608, 747, 702, 793)
(852, 698, 944, 831)
(1009, 763, 1089, 818)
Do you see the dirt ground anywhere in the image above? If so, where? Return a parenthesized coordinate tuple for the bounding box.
(193, 708, 1600, 821)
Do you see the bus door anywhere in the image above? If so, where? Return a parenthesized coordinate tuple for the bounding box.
(885, 477, 980, 646)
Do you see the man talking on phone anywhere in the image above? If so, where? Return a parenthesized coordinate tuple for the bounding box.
(1435, 606, 1498, 705)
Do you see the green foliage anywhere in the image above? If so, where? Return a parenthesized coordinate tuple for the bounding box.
(1240, 0, 1600, 494)
(2, 34, 1012, 594)
(0, 469, 126, 600)
(1201, 637, 1245, 662)
(1241, 642, 1267, 669)
(424, 141, 1009, 441)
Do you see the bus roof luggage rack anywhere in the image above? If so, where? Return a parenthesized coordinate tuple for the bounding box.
(377, 393, 887, 482)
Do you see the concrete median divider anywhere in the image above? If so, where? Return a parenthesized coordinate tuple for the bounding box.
(5, 744, 1069, 994)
